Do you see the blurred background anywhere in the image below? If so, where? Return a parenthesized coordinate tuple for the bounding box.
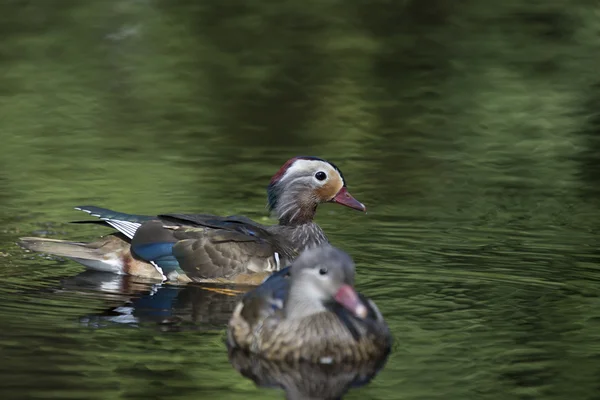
(1, 0, 600, 399)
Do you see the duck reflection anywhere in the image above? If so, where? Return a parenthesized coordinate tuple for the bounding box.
(58, 271, 247, 330)
(228, 347, 389, 400)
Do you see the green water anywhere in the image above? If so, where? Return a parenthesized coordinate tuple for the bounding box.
(2, 1, 600, 399)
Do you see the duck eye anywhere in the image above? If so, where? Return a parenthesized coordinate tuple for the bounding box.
(315, 171, 327, 181)
(319, 268, 328, 275)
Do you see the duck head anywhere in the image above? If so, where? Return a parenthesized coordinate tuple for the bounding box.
(267, 156, 366, 225)
(286, 245, 368, 320)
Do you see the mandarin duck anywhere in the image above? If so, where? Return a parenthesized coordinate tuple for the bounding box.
(226, 245, 392, 363)
(19, 157, 365, 284)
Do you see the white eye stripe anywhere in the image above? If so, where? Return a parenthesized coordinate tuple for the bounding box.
(279, 159, 342, 184)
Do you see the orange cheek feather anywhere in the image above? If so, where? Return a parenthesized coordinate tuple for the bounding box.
(315, 172, 343, 201)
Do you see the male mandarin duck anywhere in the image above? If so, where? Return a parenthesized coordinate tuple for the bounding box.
(226, 245, 392, 363)
(19, 156, 366, 284)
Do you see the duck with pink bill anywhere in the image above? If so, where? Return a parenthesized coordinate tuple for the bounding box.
(227, 245, 392, 363)
(19, 156, 366, 285)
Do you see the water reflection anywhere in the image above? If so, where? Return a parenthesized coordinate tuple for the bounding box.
(58, 271, 245, 330)
(228, 347, 389, 400)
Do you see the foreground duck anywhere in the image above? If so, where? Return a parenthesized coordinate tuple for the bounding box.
(227, 245, 392, 363)
(19, 156, 365, 284)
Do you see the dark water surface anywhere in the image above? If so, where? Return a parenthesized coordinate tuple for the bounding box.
(2, 1, 600, 399)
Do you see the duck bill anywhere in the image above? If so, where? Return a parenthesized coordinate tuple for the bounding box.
(334, 284, 368, 319)
(330, 187, 366, 212)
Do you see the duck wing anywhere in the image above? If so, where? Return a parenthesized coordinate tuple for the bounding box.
(226, 267, 290, 347)
(130, 217, 288, 282)
(73, 206, 289, 281)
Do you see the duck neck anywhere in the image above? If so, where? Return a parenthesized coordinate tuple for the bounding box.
(273, 222, 328, 251)
(267, 184, 328, 248)
(278, 205, 317, 226)
(269, 184, 318, 226)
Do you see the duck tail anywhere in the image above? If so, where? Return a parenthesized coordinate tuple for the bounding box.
(18, 236, 126, 274)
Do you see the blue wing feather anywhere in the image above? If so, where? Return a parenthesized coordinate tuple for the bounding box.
(131, 242, 181, 274)
(244, 266, 291, 311)
(133, 243, 175, 261)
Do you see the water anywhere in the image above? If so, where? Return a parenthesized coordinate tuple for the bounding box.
(2, 1, 600, 399)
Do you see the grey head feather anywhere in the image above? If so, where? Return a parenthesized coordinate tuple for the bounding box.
(283, 245, 358, 320)
(290, 245, 355, 287)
